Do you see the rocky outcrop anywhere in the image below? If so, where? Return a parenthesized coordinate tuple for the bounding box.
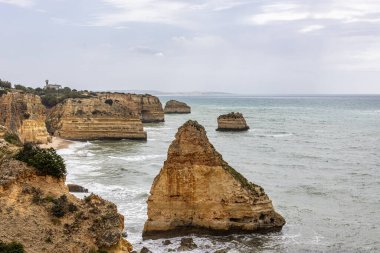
(67, 183, 88, 193)
(139, 95, 165, 123)
(0, 159, 132, 253)
(47, 97, 147, 140)
(164, 100, 191, 114)
(0, 139, 20, 163)
(0, 92, 51, 144)
(97, 93, 164, 123)
(216, 112, 249, 131)
(143, 120, 285, 238)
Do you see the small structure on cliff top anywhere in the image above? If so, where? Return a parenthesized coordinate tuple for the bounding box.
(164, 100, 191, 114)
(143, 120, 285, 238)
(216, 112, 250, 131)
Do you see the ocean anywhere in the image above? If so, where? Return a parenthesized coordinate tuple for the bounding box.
(57, 96, 380, 253)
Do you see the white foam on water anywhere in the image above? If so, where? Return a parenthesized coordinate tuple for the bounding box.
(108, 155, 165, 162)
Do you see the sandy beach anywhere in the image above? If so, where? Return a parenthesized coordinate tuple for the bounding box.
(39, 137, 73, 150)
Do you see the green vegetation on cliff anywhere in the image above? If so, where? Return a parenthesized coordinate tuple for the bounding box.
(0, 241, 25, 253)
(16, 144, 66, 178)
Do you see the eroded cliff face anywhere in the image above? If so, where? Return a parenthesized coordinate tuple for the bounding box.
(0, 159, 132, 253)
(216, 112, 250, 131)
(0, 92, 51, 144)
(97, 93, 165, 123)
(47, 96, 147, 140)
(143, 120, 285, 238)
(164, 100, 191, 114)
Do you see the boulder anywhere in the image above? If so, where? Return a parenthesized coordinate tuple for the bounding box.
(216, 112, 249, 131)
(67, 183, 88, 193)
(164, 100, 191, 114)
(143, 120, 285, 238)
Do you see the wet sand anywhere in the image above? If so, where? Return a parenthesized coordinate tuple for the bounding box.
(39, 137, 73, 150)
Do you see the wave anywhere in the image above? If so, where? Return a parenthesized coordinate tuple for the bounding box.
(108, 154, 165, 162)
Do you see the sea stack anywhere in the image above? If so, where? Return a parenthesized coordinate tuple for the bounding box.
(164, 100, 191, 114)
(0, 92, 51, 144)
(216, 112, 249, 131)
(143, 120, 285, 238)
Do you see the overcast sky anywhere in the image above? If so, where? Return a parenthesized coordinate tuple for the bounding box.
(1, 0, 380, 94)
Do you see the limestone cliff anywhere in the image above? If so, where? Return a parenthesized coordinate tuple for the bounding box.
(0, 92, 51, 144)
(47, 97, 147, 140)
(143, 120, 285, 238)
(164, 100, 191, 114)
(216, 112, 250, 131)
(0, 159, 132, 253)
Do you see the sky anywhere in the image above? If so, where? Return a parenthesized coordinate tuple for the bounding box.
(0, 0, 380, 94)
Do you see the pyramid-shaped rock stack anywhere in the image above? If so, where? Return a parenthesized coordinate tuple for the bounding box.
(143, 120, 285, 238)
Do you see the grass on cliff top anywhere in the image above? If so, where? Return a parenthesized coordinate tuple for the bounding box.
(0, 241, 25, 253)
(15, 143, 66, 178)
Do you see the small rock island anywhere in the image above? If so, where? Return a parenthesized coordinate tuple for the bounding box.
(143, 120, 285, 238)
(164, 100, 191, 114)
(216, 112, 250, 131)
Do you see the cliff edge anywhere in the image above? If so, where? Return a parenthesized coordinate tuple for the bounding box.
(0, 155, 132, 252)
(0, 92, 51, 144)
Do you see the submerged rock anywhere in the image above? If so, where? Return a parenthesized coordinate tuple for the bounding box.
(0, 92, 51, 144)
(216, 112, 249, 131)
(0, 159, 133, 252)
(164, 100, 191, 114)
(178, 238, 198, 251)
(140, 247, 152, 253)
(143, 120, 285, 238)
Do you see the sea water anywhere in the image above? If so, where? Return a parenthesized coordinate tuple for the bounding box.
(57, 96, 380, 253)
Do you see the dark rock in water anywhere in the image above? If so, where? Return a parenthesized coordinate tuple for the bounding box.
(122, 231, 128, 238)
(178, 238, 197, 251)
(140, 247, 152, 253)
(67, 183, 88, 193)
(162, 239, 171, 245)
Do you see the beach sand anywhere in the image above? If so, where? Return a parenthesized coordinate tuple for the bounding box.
(39, 137, 73, 150)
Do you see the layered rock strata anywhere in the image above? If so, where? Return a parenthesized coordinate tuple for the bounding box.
(164, 100, 191, 114)
(0, 158, 132, 253)
(97, 93, 165, 123)
(216, 112, 249, 131)
(47, 97, 147, 140)
(143, 120, 285, 238)
(0, 92, 51, 144)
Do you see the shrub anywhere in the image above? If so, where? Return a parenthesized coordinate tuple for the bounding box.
(4, 132, 22, 146)
(15, 143, 66, 178)
(51, 195, 68, 218)
(0, 78, 12, 89)
(0, 241, 25, 253)
(104, 99, 113, 106)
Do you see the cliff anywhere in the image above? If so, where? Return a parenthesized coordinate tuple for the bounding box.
(143, 120, 285, 238)
(0, 158, 132, 253)
(216, 112, 250, 131)
(164, 100, 191, 114)
(0, 92, 51, 144)
(47, 97, 147, 140)
(97, 93, 164, 123)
